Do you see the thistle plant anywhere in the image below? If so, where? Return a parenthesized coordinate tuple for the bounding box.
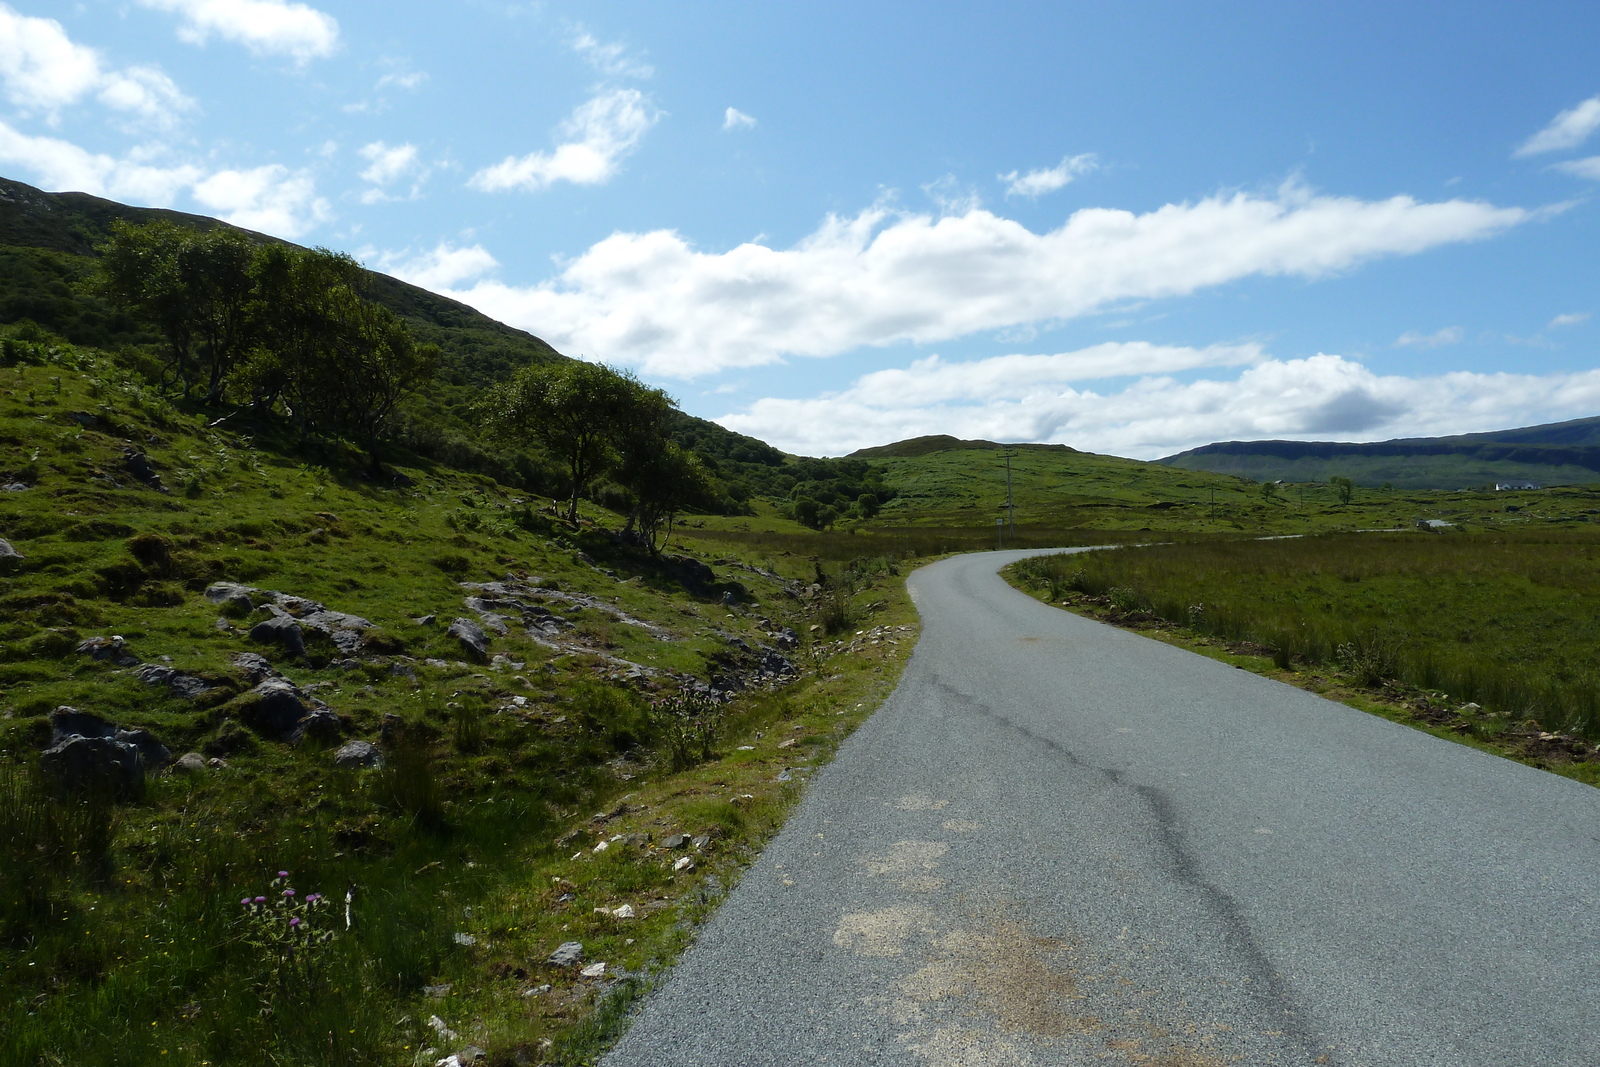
(238, 871, 339, 1006)
(649, 686, 724, 770)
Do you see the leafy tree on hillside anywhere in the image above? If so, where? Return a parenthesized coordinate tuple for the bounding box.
(485, 361, 672, 523)
(98, 221, 256, 403)
(1330, 475, 1356, 505)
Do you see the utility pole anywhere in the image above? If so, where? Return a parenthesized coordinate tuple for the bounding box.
(1004, 451, 1016, 538)
(996, 515, 1004, 550)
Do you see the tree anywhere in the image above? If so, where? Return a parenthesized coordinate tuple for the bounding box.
(855, 492, 880, 519)
(246, 246, 435, 472)
(1330, 475, 1355, 504)
(99, 221, 256, 403)
(617, 442, 711, 553)
(484, 361, 668, 523)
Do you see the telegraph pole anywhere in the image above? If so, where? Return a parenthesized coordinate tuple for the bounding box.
(1004, 451, 1016, 538)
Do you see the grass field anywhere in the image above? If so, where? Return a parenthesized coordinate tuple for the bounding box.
(1009, 531, 1600, 765)
(849, 439, 1600, 536)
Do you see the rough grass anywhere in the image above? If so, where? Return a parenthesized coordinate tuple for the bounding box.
(1011, 530, 1600, 743)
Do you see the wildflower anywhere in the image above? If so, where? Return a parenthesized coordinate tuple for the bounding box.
(278, 871, 289, 878)
(254, 896, 266, 903)
(289, 917, 301, 927)
(240, 897, 250, 906)
(283, 889, 296, 897)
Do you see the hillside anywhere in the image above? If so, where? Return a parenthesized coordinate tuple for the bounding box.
(1159, 416, 1600, 488)
(0, 176, 795, 508)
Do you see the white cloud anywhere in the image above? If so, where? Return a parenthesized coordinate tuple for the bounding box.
(0, 119, 200, 201)
(1515, 96, 1600, 157)
(723, 107, 756, 131)
(1549, 312, 1590, 329)
(356, 140, 425, 202)
(716, 349, 1600, 460)
(374, 69, 427, 92)
(1001, 153, 1098, 197)
(1554, 155, 1600, 180)
(376, 241, 500, 291)
(571, 30, 652, 79)
(192, 164, 331, 237)
(138, 0, 339, 62)
(434, 183, 1528, 378)
(0, 4, 193, 126)
(469, 88, 658, 192)
(1395, 326, 1463, 349)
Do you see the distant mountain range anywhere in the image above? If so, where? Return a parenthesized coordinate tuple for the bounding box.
(1158, 416, 1600, 488)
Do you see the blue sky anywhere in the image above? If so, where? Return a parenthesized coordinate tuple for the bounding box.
(5, 1, 1600, 457)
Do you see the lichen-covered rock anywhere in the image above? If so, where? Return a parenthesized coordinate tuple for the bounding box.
(76, 635, 140, 666)
(447, 617, 490, 661)
(249, 615, 305, 658)
(291, 707, 344, 745)
(133, 664, 217, 701)
(333, 740, 383, 768)
(240, 677, 312, 737)
(0, 538, 22, 572)
(41, 707, 168, 798)
(173, 752, 208, 773)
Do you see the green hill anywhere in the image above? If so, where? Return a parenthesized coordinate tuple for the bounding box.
(1159, 417, 1600, 489)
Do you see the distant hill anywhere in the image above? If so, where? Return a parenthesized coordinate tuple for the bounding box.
(1158, 417, 1600, 488)
(850, 435, 1076, 458)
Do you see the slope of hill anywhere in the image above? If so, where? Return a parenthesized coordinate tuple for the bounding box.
(1159, 417, 1600, 488)
(0, 176, 804, 508)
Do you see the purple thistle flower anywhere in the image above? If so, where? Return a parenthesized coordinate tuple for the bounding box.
(289, 917, 301, 927)
(284, 889, 296, 897)
(278, 871, 289, 878)
(241, 897, 250, 905)
(254, 896, 266, 904)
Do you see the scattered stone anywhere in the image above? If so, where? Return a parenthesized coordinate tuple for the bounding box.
(333, 740, 383, 769)
(173, 752, 207, 774)
(76, 635, 139, 666)
(239, 677, 325, 739)
(610, 904, 635, 919)
(548, 941, 584, 966)
(427, 1015, 459, 1042)
(580, 961, 607, 978)
(673, 856, 695, 872)
(423, 983, 452, 998)
(249, 615, 305, 658)
(379, 713, 405, 746)
(775, 769, 792, 782)
(777, 737, 796, 749)
(41, 708, 167, 798)
(0, 538, 23, 572)
(413, 614, 436, 627)
(389, 661, 418, 680)
(230, 651, 275, 681)
(207, 756, 228, 769)
(691, 835, 711, 850)
(661, 833, 690, 849)
(521, 984, 552, 998)
(736, 745, 755, 751)
(133, 664, 217, 701)
(291, 707, 343, 744)
(122, 449, 166, 492)
(447, 617, 490, 661)
(453, 932, 477, 947)
(456, 1047, 485, 1065)
(591, 840, 610, 853)
(0, 482, 28, 492)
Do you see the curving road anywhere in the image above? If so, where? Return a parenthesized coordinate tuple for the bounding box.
(605, 549, 1600, 1066)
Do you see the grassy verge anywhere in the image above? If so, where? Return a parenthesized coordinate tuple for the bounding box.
(1004, 535, 1600, 788)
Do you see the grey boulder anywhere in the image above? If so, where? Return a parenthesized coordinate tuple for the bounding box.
(447, 617, 490, 661)
(548, 941, 584, 967)
(41, 707, 169, 798)
(249, 615, 305, 658)
(0, 538, 22, 572)
(133, 664, 217, 701)
(76, 635, 140, 667)
(241, 677, 313, 737)
(333, 740, 383, 768)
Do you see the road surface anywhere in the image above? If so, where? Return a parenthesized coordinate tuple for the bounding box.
(604, 548, 1600, 1066)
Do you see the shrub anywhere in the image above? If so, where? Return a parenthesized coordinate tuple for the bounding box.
(648, 686, 724, 770)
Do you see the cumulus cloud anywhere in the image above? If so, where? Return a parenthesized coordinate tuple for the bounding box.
(1549, 312, 1590, 329)
(192, 164, 331, 237)
(1554, 156, 1600, 180)
(469, 88, 658, 193)
(376, 241, 499, 291)
(0, 119, 200, 201)
(138, 0, 339, 62)
(356, 140, 427, 202)
(723, 107, 756, 131)
(0, 4, 193, 126)
(571, 30, 652, 79)
(1515, 96, 1600, 157)
(1395, 326, 1463, 349)
(1000, 153, 1098, 197)
(374, 68, 427, 92)
(434, 183, 1528, 378)
(715, 349, 1600, 460)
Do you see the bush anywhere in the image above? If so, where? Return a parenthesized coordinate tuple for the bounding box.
(648, 686, 724, 770)
(571, 681, 651, 753)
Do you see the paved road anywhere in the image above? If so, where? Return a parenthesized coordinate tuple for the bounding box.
(605, 549, 1600, 1067)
